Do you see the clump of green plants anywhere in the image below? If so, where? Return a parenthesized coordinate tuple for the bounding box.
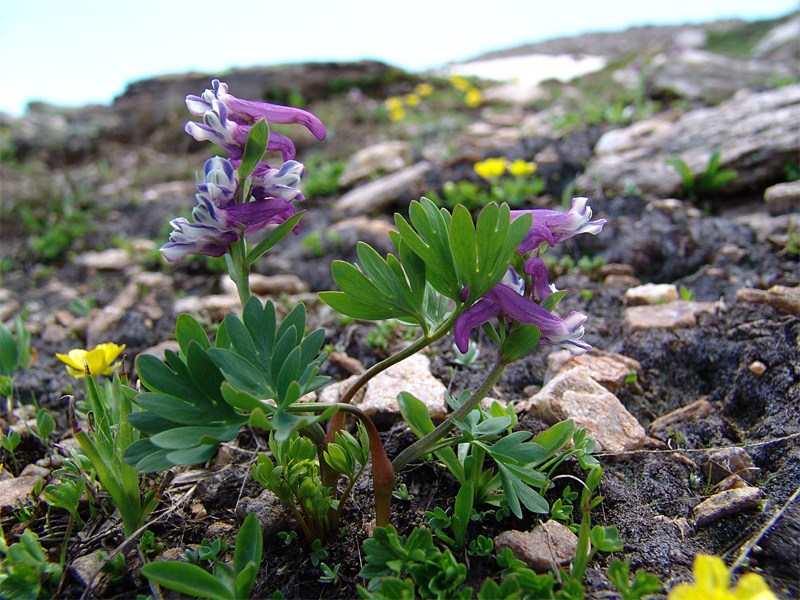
(666, 149, 738, 201)
(141, 512, 263, 600)
(0, 529, 63, 599)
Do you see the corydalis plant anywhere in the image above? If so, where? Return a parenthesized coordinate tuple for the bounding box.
(162, 79, 326, 305)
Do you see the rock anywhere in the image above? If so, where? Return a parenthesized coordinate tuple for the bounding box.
(327, 352, 365, 375)
(544, 349, 643, 394)
(19, 464, 49, 478)
(327, 216, 396, 249)
(693, 487, 762, 527)
(137, 340, 181, 361)
(173, 294, 242, 322)
(735, 285, 800, 316)
(624, 283, 679, 306)
(318, 353, 446, 425)
(751, 16, 800, 60)
(623, 300, 717, 335)
(748, 361, 767, 376)
(494, 521, 579, 573)
(700, 447, 759, 484)
(646, 48, 793, 103)
(649, 398, 713, 439)
(40, 323, 70, 343)
(734, 211, 799, 245)
(75, 248, 134, 270)
(333, 161, 432, 214)
(482, 82, 549, 106)
(579, 84, 800, 197)
(603, 274, 641, 288)
(71, 549, 108, 590)
(0, 476, 40, 509)
(764, 180, 800, 215)
(516, 366, 646, 454)
(598, 263, 636, 278)
(235, 489, 292, 537)
(221, 274, 309, 296)
(338, 141, 412, 187)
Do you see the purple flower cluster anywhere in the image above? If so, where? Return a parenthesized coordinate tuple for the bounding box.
(161, 80, 326, 262)
(454, 198, 606, 356)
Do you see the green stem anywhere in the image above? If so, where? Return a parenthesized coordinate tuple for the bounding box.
(228, 239, 250, 308)
(338, 309, 462, 406)
(391, 357, 508, 473)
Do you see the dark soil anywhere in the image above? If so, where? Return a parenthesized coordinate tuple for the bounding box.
(1, 65, 798, 600)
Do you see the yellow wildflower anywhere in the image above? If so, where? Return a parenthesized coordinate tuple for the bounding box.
(415, 82, 434, 97)
(668, 555, 777, 600)
(403, 93, 421, 107)
(464, 88, 482, 108)
(450, 74, 471, 92)
(56, 343, 126, 378)
(388, 107, 406, 122)
(474, 158, 507, 180)
(384, 96, 403, 111)
(508, 159, 537, 177)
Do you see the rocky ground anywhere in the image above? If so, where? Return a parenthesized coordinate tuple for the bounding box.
(0, 11, 798, 600)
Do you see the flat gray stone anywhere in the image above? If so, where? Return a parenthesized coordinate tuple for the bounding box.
(334, 161, 431, 215)
(623, 300, 717, 335)
(544, 349, 643, 395)
(764, 180, 800, 215)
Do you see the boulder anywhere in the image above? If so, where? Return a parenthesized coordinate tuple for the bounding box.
(646, 48, 794, 103)
(516, 366, 646, 454)
(579, 84, 800, 197)
(338, 141, 412, 187)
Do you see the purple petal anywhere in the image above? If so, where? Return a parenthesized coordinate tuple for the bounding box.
(220, 198, 297, 234)
(454, 298, 501, 353)
(511, 197, 606, 252)
(250, 160, 306, 203)
(523, 257, 558, 301)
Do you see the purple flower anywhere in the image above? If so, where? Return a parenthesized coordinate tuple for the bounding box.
(511, 197, 606, 253)
(523, 257, 558, 302)
(185, 79, 326, 161)
(454, 268, 590, 356)
(160, 157, 299, 262)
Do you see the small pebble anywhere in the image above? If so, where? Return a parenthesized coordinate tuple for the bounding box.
(748, 361, 767, 376)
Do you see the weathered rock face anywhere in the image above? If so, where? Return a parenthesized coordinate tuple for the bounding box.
(579, 84, 800, 197)
(646, 48, 794, 103)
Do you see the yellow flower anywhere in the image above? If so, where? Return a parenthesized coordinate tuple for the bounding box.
(668, 555, 777, 600)
(384, 96, 403, 111)
(415, 83, 434, 97)
(56, 343, 126, 379)
(450, 74, 471, 92)
(403, 93, 421, 107)
(388, 107, 406, 122)
(474, 158, 507, 180)
(508, 159, 537, 177)
(464, 88, 482, 108)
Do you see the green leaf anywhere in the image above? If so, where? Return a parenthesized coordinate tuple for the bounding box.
(531, 419, 575, 464)
(176, 314, 211, 355)
(209, 348, 272, 398)
(234, 513, 263, 577)
(238, 118, 270, 181)
(0, 322, 19, 377)
(500, 324, 541, 363)
(148, 424, 242, 450)
(487, 431, 546, 465)
(141, 561, 234, 600)
(538, 290, 567, 313)
(247, 211, 304, 264)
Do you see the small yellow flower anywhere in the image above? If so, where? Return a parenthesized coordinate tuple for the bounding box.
(56, 343, 126, 379)
(449, 74, 471, 92)
(508, 159, 538, 177)
(388, 107, 406, 122)
(668, 555, 777, 600)
(384, 96, 403, 111)
(474, 158, 507, 180)
(403, 93, 421, 107)
(464, 88, 482, 108)
(415, 83, 434, 97)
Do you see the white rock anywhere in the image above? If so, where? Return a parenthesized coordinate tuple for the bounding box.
(623, 300, 717, 334)
(75, 248, 134, 270)
(494, 521, 578, 573)
(338, 141, 412, 187)
(318, 353, 446, 424)
(517, 366, 645, 454)
(544, 349, 643, 395)
(624, 283, 679, 305)
(334, 161, 432, 215)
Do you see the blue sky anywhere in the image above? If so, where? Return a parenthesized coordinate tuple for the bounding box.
(0, 0, 796, 116)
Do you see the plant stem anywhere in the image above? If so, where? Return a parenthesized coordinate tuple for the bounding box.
(391, 357, 508, 473)
(228, 239, 250, 308)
